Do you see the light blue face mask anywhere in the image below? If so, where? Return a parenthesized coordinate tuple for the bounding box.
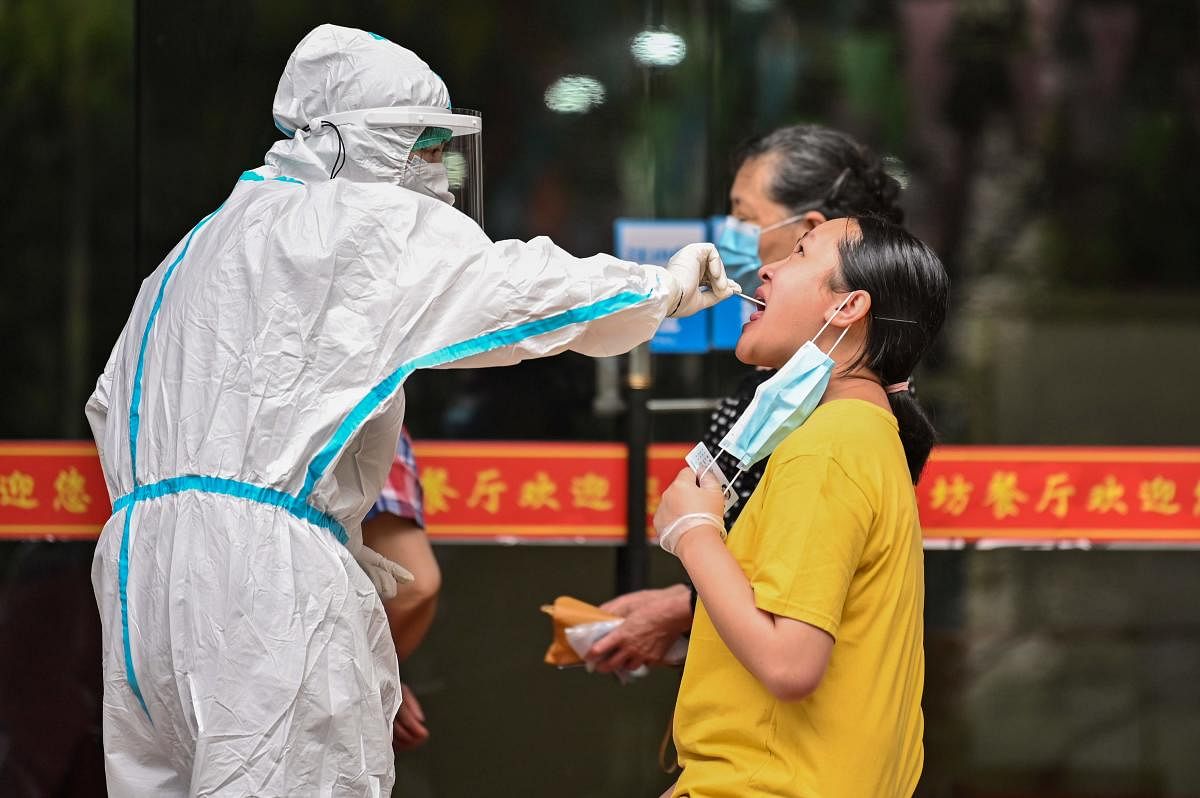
(717, 295, 852, 475)
(715, 214, 806, 289)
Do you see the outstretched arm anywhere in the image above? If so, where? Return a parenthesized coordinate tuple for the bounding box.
(381, 202, 735, 371)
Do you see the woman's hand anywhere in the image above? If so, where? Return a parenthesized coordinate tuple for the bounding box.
(392, 682, 430, 750)
(654, 467, 726, 555)
(655, 467, 725, 525)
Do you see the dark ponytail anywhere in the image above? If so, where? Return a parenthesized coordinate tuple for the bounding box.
(888, 386, 939, 485)
(733, 125, 905, 224)
(834, 217, 949, 483)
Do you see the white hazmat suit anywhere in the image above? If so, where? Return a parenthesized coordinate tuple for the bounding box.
(87, 24, 734, 797)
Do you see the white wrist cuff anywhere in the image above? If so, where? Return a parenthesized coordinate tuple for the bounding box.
(658, 512, 726, 555)
(660, 271, 685, 317)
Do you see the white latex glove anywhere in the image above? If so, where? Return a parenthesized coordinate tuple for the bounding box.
(653, 467, 727, 556)
(355, 544, 415, 599)
(663, 243, 741, 318)
(657, 513, 725, 556)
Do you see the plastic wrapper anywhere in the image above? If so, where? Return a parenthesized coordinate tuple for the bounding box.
(541, 595, 688, 685)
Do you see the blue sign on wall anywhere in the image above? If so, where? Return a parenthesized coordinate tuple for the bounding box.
(614, 218, 710, 354)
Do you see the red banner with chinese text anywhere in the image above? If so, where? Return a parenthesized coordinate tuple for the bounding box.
(0, 442, 111, 539)
(2, 441, 1198, 545)
(916, 446, 1200, 543)
(412, 442, 630, 542)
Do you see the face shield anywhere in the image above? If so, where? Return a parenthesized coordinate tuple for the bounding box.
(306, 106, 484, 228)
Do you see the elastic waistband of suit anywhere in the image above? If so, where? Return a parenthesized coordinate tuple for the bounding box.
(112, 475, 348, 544)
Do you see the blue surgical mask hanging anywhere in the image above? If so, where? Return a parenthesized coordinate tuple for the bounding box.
(715, 214, 806, 291)
(717, 295, 853, 475)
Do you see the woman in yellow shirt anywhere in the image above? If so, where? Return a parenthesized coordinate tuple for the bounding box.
(655, 216, 949, 797)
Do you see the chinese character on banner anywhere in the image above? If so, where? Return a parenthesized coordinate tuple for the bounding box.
(420, 467, 460, 516)
(929, 474, 972, 516)
(984, 471, 1029, 520)
(0, 470, 39, 509)
(1086, 475, 1129, 515)
(571, 473, 614, 511)
(1035, 473, 1075, 519)
(518, 471, 561, 511)
(467, 468, 507, 514)
(52, 467, 91, 514)
(1139, 477, 1181, 515)
(646, 476, 662, 516)
(1194, 481, 1200, 517)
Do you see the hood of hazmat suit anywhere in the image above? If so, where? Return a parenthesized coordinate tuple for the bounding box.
(85, 23, 694, 797)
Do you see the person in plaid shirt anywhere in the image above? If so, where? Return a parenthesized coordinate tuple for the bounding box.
(362, 427, 440, 751)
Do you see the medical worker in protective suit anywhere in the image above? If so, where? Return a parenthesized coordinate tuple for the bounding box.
(86, 23, 736, 797)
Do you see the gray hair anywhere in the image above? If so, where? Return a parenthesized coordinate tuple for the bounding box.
(733, 125, 904, 225)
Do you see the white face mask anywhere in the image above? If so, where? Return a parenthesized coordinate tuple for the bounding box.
(406, 157, 455, 205)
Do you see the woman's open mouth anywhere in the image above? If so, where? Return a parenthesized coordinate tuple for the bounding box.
(746, 290, 767, 322)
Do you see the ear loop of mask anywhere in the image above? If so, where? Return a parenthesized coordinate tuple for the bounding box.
(814, 293, 854, 356)
(320, 121, 347, 179)
(758, 214, 806, 234)
(696, 456, 742, 504)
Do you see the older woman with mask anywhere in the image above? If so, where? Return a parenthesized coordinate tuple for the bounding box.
(588, 124, 905, 674)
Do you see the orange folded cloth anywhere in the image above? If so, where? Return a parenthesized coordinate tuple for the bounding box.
(541, 595, 619, 666)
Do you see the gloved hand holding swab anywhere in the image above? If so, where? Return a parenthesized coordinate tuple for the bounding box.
(733, 286, 765, 307)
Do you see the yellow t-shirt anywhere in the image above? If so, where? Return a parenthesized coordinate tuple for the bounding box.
(673, 399, 925, 798)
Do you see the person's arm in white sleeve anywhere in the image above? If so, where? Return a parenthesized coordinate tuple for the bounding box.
(383, 203, 736, 371)
(443, 238, 735, 369)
